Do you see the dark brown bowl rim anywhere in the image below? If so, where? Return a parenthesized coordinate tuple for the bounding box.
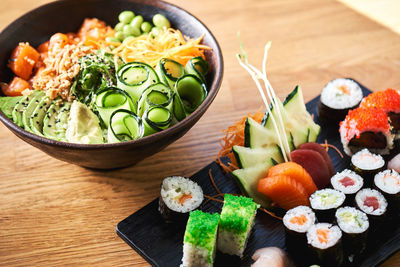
(0, 0, 223, 150)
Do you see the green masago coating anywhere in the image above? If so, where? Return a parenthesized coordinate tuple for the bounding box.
(219, 194, 259, 234)
(184, 211, 219, 255)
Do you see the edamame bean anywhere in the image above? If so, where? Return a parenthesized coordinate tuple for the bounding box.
(118, 11, 135, 24)
(152, 14, 170, 29)
(114, 22, 125, 32)
(150, 27, 161, 37)
(115, 31, 125, 41)
(140, 22, 152, 33)
(123, 25, 140, 37)
(106, 37, 121, 43)
(130, 15, 144, 29)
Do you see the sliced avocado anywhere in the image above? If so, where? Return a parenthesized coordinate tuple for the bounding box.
(30, 96, 52, 136)
(65, 101, 104, 144)
(232, 162, 273, 208)
(22, 91, 45, 132)
(12, 91, 41, 127)
(43, 101, 62, 140)
(0, 96, 23, 119)
(55, 102, 71, 142)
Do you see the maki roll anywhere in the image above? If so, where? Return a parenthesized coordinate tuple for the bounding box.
(283, 206, 316, 255)
(159, 176, 204, 222)
(360, 88, 400, 137)
(355, 188, 387, 225)
(181, 210, 219, 267)
(217, 194, 259, 257)
(351, 149, 385, 186)
(374, 169, 400, 210)
(318, 78, 363, 124)
(335, 207, 369, 258)
(306, 223, 344, 266)
(339, 107, 394, 156)
(310, 189, 345, 222)
(331, 169, 363, 205)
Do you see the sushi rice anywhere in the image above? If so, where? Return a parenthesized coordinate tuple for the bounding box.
(320, 78, 363, 109)
(307, 223, 342, 249)
(351, 149, 385, 172)
(331, 169, 363, 195)
(283, 206, 316, 233)
(374, 169, 400, 195)
(355, 188, 387, 216)
(160, 176, 204, 214)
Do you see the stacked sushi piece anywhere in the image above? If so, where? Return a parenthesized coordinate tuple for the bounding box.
(181, 194, 259, 266)
(339, 88, 400, 156)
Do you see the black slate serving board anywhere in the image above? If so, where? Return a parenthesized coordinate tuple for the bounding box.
(116, 80, 400, 266)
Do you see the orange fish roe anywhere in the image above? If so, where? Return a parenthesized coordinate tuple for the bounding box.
(339, 107, 390, 142)
(361, 89, 400, 113)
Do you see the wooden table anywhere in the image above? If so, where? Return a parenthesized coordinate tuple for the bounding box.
(1, 0, 400, 266)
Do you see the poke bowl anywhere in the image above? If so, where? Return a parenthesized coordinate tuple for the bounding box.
(0, 0, 223, 169)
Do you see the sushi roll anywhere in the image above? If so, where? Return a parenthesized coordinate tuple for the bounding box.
(318, 78, 363, 124)
(360, 88, 400, 137)
(355, 188, 387, 225)
(181, 210, 219, 267)
(330, 169, 363, 205)
(310, 189, 345, 222)
(306, 223, 344, 266)
(339, 107, 394, 156)
(217, 194, 259, 257)
(283, 206, 316, 256)
(159, 176, 204, 222)
(335, 207, 369, 258)
(351, 149, 385, 186)
(374, 169, 400, 211)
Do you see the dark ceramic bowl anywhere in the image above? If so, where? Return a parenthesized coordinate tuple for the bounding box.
(0, 0, 223, 169)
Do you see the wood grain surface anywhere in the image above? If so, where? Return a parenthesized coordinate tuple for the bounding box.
(1, 0, 400, 266)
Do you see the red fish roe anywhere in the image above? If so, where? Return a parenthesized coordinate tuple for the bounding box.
(364, 196, 379, 211)
(339, 107, 390, 142)
(339, 176, 355, 187)
(361, 88, 400, 113)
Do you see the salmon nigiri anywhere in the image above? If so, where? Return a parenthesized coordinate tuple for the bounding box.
(267, 162, 317, 196)
(258, 175, 310, 210)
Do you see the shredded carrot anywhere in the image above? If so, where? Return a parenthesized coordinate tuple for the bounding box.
(208, 169, 222, 195)
(217, 110, 264, 172)
(111, 27, 210, 68)
(317, 228, 329, 244)
(321, 139, 343, 158)
(203, 194, 224, 203)
(259, 207, 283, 221)
(289, 214, 307, 225)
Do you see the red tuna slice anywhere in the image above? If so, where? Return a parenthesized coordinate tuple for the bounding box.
(290, 149, 331, 189)
(299, 142, 335, 177)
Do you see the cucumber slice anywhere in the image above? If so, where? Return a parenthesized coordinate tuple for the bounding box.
(232, 145, 283, 169)
(156, 58, 185, 89)
(116, 62, 159, 103)
(232, 162, 273, 208)
(244, 117, 281, 149)
(137, 83, 173, 117)
(185, 56, 208, 84)
(262, 86, 320, 149)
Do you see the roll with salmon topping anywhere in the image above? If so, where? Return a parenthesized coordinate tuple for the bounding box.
(339, 107, 394, 156)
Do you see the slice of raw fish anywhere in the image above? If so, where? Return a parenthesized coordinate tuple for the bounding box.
(388, 153, 400, 173)
(299, 142, 335, 177)
(251, 247, 294, 267)
(290, 149, 331, 189)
